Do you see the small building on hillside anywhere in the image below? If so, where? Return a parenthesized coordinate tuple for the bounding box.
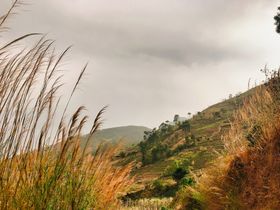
(159, 115, 188, 130)
(173, 114, 188, 123)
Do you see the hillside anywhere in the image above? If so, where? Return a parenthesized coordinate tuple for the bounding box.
(118, 88, 256, 200)
(172, 75, 280, 210)
(81, 126, 151, 151)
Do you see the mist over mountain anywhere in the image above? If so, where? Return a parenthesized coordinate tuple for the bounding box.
(81, 126, 151, 150)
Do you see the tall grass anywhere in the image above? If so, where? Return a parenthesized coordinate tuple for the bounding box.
(174, 69, 280, 210)
(121, 198, 173, 210)
(0, 2, 133, 209)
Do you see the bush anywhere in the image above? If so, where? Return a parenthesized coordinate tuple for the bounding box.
(153, 180, 166, 192)
(119, 151, 126, 158)
(164, 159, 192, 177)
(172, 168, 188, 182)
(212, 111, 221, 119)
(151, 144, 172, 162)
(179, 177, 195, 187)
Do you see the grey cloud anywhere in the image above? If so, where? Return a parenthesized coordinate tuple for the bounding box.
(1, 0, 280, 129)
(4, 0, 266, 66)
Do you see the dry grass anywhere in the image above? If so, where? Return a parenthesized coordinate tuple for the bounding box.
(120, 198, 173, 210)
(174, 70, 280, 210)
(0, 2, 133, 209)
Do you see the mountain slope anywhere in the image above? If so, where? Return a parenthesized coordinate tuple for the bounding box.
(175, 80, 280, 209)
(81, 126, 151, 151)
(118, 88, 257, 198)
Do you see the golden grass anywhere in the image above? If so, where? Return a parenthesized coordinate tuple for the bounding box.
(0, 2, 133, 209)
(121, 198, 173, 210)
(174, 71, 280, 210)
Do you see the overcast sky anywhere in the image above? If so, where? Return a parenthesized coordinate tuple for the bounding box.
(1, 0, 280, 129)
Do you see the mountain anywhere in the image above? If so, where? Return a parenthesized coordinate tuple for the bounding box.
(81, 126, 151, 151)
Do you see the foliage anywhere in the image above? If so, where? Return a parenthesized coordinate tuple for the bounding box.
(118, 151, 126, 158)
(139, 125, 176, 165)
(152, 180, 166, 192)
(185, 134, 196, 147)
(0, 3, 133, 209)
(172, 167, 188, 182)
(179, 176, 195, 187)
(179, 120, 191, 134)
(139, 118, 192, 166)
(151, 144, 172, 162)
(212, 111, 221, 119)
(274, 7, 280, 33)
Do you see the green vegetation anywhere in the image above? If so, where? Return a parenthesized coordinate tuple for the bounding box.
(138, 119, 193, 165)
(118, 88, 255, 204)
(139, 127, 175, 165)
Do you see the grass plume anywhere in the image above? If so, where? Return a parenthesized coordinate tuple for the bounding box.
(0, 2, 133, 209)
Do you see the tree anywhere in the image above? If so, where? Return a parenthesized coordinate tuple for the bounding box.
(143, 128, 158, 142)
(143, 130, 151, 141)
(274, 7, 280, 33)
(180, 120, 191, 135)
(139, 141, 148, 164)
(173, 114, 179, 122)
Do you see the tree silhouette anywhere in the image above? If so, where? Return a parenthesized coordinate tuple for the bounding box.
(180, 120, 191, 134)
(274, 7, 280, 33)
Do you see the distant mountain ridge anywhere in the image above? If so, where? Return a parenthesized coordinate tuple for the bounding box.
(81, 125, 151, 151)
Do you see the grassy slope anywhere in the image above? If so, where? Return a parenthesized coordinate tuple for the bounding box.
(174, 83, 280, 209)
(81, 126, 151, 151)
(120, 88, 256, 194)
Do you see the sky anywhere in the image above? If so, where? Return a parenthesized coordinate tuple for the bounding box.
(1, 0, 280, 129)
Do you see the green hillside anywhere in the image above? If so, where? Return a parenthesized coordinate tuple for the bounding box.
(119, 88, 256, 199)
(81, 126, 151, 151)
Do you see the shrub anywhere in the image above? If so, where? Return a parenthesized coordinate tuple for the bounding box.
(164, 159, 192, 177)
(152, 180, 166, 192)
(212, 111, 221, 119)
(172, 168, 188, 182)
(151, 144, 171, 162)
(118, 151, 126, 158)
(179, 177, 195, 187)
